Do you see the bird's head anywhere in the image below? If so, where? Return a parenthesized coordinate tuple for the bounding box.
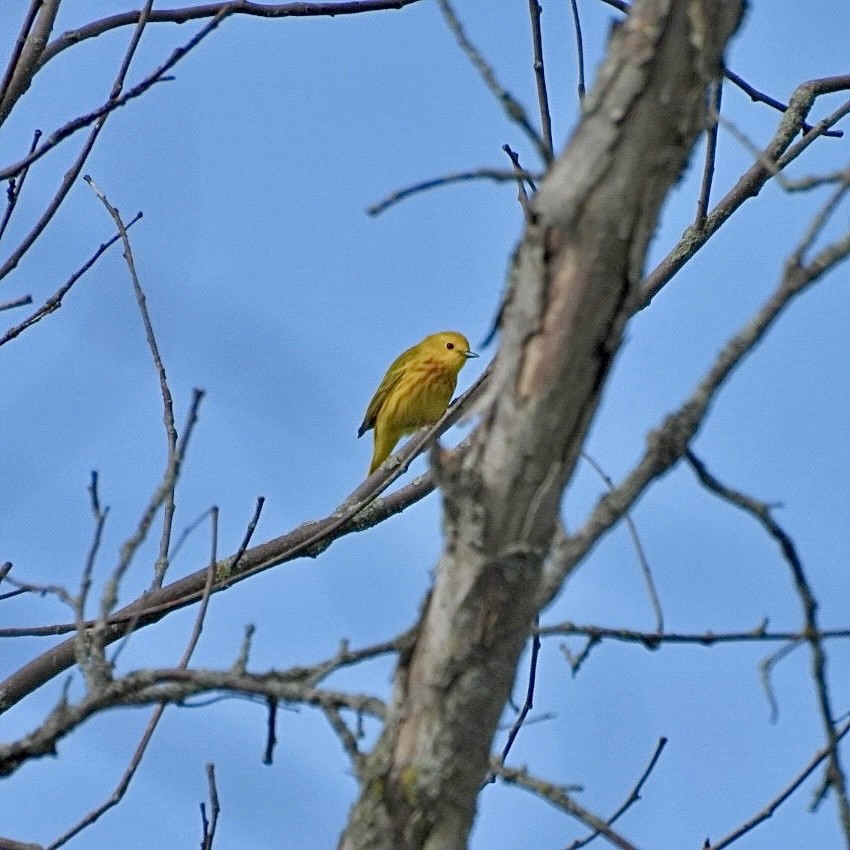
(424, 331, 479, 368)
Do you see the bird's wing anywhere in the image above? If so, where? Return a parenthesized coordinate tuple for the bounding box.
(357, 364, 405, 437)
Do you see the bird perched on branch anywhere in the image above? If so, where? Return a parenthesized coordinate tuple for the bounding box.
(358, 331, 478, 475)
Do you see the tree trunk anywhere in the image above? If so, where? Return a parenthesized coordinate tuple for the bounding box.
(338, 2, 744, 848)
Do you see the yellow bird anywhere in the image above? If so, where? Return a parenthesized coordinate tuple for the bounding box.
(358, 331, 478, 474)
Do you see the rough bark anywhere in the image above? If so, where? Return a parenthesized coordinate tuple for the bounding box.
(338, 1, 743, 848)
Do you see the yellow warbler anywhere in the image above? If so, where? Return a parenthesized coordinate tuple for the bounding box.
(358, 331, 478, 474)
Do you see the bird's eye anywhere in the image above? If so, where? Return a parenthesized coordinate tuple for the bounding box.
(446, 342, 455, 350)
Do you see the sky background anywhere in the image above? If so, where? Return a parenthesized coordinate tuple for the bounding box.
(1, 1, 849, 848)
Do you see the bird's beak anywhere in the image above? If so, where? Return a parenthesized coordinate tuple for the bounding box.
(464, 350, 479, 359)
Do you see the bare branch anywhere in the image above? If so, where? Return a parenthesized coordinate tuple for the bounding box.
(367, 166, 541, 216)
(686, 450, 850, 839)
(580, 451, 663, 632)
(540, 621, 850, 648)
(567, 737, 668, 850)
(527, 0, 554, 157)
(199, 763, 221, 850)
(695, 79, 723, 227)
(322, 706, 365, 773)
(758, 638, 801, 724)
(502, 143, 536, 221)
(436, 0, 551, 164)
(724, 68, 843, 139)
(0, 129, 41, 246)
(640, 77, 850, 308)
(84, 175, 182, 590)
(568, 0, 585, 101)
(494, 764, 639, 850)
(0, 0, 60, 125)
(705, 720, 850, 850)
(0, 294, 32, 312)
(0, 668, 385, 776)
(479, 145, 537, 347)
(488, 616, 542, 780)
(104, 390, 205, 662)
(44, 484, 226, 849)
(0, 5, 228, 284)
(0, 213, 142, 349)
(0, 16, 226, 185)
(40, 1, 426, 72)
(262, 698, 278, 765)
(541, 217, 850, 607)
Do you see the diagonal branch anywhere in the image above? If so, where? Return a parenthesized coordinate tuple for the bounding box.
(436, 0, 551, 164)
(0, 365, 489, 715)
(39, 1, 426, 73)
(541, 216, 850, 607)
(685, 450, 850, 840)
(0, 0, 61, 125)
(0, 4, 229, 286)
(705, 719, 850, 850)
(639, 77, 850, 308)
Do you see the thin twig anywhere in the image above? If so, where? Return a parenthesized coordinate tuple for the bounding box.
(724, 68, 843, 139)
(0, 6, 230, 284)
(47, 495, 223, 850)
(685, 450, 850, 839)
(73, 471, 111, 688)
(0, 129, 41, 246)
(40, 0, 426, 70)
(0, 294, 32, 312)
(758, 640, 801, 724)
(568, 0, 585, 101)
(230, 498, 266, 574)
(0, 214, 142, 348)
(366, 166, 540, 216)
(200, 763, 221, 850)
(787, 171, 850, 265)
(503, 143, 536, 219)
(567, 737, 668, 850)
(436, 0, 550, 163)
(170, 507, 217, 561)
(537, 621, 850, 647)
(262, 698, 278, 765)
(83, 174, 179, 589)
(527, 0, 554, 158)
(695, 79, 723, 227)
(580, 451, 663, 632)
(480, 144, 536, 347)
(107, 390, 206, 664)
(489, 616, 542, 781)
(494, 764, 639, 850)
(705, 719, 850, 850)
(639, 79, 850, 308)
(322, 706, 364, 773)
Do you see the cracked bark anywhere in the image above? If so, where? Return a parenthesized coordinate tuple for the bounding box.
(338, 2, 743, 848)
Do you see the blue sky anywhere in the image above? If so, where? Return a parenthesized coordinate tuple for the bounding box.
(1, 2, 849, 848)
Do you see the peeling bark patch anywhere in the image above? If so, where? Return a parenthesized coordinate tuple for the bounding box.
(517, 230, 581, 400)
